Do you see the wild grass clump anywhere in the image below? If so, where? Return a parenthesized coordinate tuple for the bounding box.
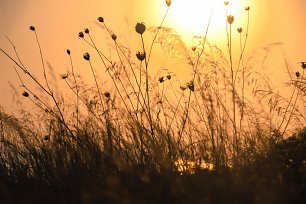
(0, 1, 305, 203)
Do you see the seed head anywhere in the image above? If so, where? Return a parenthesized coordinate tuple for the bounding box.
(44, 135, 49, 141)
(83, 52, 90, 61)
(159, 77, 165, 83)
(180, 85, 187, 91)
(136, 51, 146, 61)
(104, 92, 110, 98)
(60, 73, 69, 80)
(29, 26, 35, 31)
(166, 74, 171, 80)
(22, 91, 29, 97)
(165, 0, 171, 7)
(300, 62, 306, 69)
(224, 1, 229, 6)
(111, 34, 117, 41)
(135, 22, 146, 35)
(296, 71, 300, 78)
(227, 15, 234, 24)
(78, 32, 84, 38)
(97, 17, 104, 23)
(187, 81, 194, 92)
(191, 46, 197, 52)
(237, 27, 243, 33)
(84, 28, 89, 34)
(245, 6, 250, 11)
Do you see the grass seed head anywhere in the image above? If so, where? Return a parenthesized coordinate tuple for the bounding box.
(67, 49, 71, 55)
(166, 74, 171, 80)
(187, 81, 194, 92)
(78, 32, 84, 38)
(97, 17, 104, 23)
(83, 52, 90, 61)
(84, 28, 89, 34)
(104, 92, 110, 98)
(135, 22, 146, 35)
(296, 71, 300, 78)
(180, 85, 187, 91)
(60, 73, 69, 80)
(111, 34, 117, 41)
(29, 26, 35, 31)
(245, 6, 250, 11)
(227, 15, 234, 24)
(22, 91, 29, 97)
(224, 1, 229, 6)
(136, 51, 146, 61)
(165, 0, 171, 7)
(159, 76, 165, 83)
(237, 27, 243, 33)
(300, 62, 306, 69)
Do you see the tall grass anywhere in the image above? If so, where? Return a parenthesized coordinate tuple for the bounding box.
(0, 1, 305, 203)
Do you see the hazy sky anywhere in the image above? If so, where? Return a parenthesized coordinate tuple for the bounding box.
(1, 0, 306, 113)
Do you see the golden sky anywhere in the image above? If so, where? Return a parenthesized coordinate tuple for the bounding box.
(1, 0, 305, 113)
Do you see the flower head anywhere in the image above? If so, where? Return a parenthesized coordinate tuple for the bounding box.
(136, 51, 146, 61)
(165, 0, 171, 7)
(135, 22, 146, 35)
(60, 73, 69, 80)
(166, 74, 171, 80)
(300, 62, 306, 69)
(78, 32, 84, 38)
(237, 27, 243, 33)
(111, 34, 117, 41)
(187, 81, 194, 92)
(159, 76, 165, 83)
(22, 91, 29, 97)
(245, 6, 250, 11)
(29, 26, 35, 31)
(83, 52, 90, 61)
(104, 92, 110, 98)
(67, 49, 71, 55)
(180, 85, 187, 91)
(97, 17, 104, 23)
(296, 71, 300, 78)
(84, 28, 89, 34)
(227, 15, 234, 24)
(224, 1, 229, 6)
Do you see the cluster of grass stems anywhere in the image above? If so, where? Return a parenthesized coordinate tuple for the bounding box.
(0, 1, 305, 203)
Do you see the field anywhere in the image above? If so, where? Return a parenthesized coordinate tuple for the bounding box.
(0, 1, 305, 203)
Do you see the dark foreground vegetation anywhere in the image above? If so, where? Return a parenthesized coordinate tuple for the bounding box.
(0, 123, 305, 204)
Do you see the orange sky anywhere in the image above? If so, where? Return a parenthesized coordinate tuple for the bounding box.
(1, 0, 305, 113)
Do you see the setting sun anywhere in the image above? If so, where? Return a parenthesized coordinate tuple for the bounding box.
(165, 0, 250, 42)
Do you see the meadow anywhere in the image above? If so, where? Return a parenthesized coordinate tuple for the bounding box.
(0, 1, 305, 203)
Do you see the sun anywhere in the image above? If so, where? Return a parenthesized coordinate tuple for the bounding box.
(165, 0, 249, 43)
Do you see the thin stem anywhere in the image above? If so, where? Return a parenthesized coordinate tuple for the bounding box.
(88, 60, 106, 114)
(68, 53, 79, 131)
(85, 35, 135, 121)
(146, 6, 170, 66)
(33, 31, 51, 93)
(179, 11, 213, 138)
(141, 34, 154, 135)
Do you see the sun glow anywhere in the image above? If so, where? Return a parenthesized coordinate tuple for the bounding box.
(166, 0, 249, 43)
